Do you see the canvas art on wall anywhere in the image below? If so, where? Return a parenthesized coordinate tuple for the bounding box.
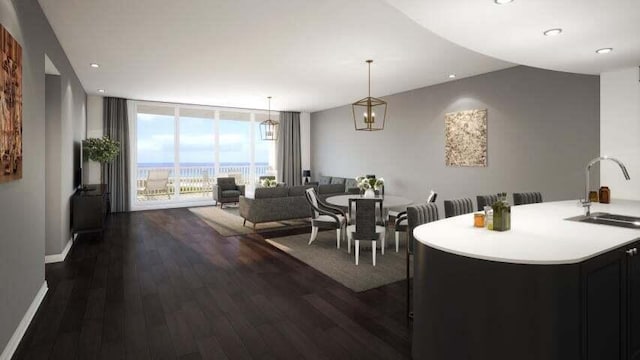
(445, 109, 487, 167)
(0, 24, 22, 183)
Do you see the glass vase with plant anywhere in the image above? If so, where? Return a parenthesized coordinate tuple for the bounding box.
(83, 136, 120, 185)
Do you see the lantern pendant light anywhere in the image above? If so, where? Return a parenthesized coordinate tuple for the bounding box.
(352, 59, 387, 131)
(260, 96, 279, 141)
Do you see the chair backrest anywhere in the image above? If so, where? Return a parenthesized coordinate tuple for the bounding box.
(226, 172, 243, 185)
(148, 169, 170, 181)
(407, 203, 439, 253)
(427, 190, 437, 203)
(353, 199, 382, 241)
(513, 192, 543, 205)
(217, 177, 237, 190)
(476, 194, 500, 211)
(444, 198, 474, 218)
(305, 187, 320, 218)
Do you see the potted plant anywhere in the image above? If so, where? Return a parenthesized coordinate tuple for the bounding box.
(83, 136, 120, 185)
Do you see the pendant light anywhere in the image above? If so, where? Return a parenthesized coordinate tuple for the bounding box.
(260, 96, 279, 141)
(352, 59, 387, 131)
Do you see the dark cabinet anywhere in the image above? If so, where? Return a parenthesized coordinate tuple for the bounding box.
(629, 242, 640, 360)
(582, 239, 640, 360)
(72, 184, 110, 236)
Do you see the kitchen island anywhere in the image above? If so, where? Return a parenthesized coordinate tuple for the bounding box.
(412, 200, 640, 360)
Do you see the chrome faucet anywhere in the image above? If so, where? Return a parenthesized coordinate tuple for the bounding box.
(582, 156, 631, 216)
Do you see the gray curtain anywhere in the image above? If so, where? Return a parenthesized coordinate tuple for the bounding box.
(103, 97, 130, 212)
(276, 112, 302, 186)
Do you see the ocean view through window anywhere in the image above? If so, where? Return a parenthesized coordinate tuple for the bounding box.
(131, 101, 277, 209)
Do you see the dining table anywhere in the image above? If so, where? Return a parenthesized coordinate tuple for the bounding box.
(325, 194, 413, 224)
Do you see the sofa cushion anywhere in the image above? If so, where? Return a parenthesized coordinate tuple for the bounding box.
(318, 176, 332, 185)
(288, 185, 317, 197)
(345, 178, 358, 190)
(221, 190, 241, 197)
(318, 183, 346, 195)
(255, 187, 289, 199)
(330, 177, 346, 185)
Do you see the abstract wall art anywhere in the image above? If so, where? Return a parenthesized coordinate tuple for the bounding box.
(445, 109, 487, 167)
(0, 24, 22, 183)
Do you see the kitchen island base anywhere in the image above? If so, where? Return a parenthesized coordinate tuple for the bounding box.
(413, 240, 640, 360)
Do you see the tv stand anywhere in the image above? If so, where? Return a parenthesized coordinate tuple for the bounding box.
(72, 184, 110, 237)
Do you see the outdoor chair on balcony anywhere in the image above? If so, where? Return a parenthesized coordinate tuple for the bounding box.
(143, 170, 171, 199)
(213, 177, 245, 208)
(201, 171, 213, 196)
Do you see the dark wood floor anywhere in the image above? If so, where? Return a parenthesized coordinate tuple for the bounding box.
(14, 208, 412, 359)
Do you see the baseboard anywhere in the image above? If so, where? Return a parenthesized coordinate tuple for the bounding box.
(44, 235, 74, 264)
(0, 281, 48, 360)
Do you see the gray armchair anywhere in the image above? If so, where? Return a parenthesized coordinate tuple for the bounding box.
(213, 177, 245, 208)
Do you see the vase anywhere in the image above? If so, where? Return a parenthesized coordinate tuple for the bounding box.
(363, 189, 375, 198)
(491, 193, 511, 232)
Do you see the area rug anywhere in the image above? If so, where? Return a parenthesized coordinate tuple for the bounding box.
(188, 206, 310, 237)
(265, 230, 407, 292)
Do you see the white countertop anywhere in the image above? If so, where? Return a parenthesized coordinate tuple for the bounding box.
(413, 200, 640, 265)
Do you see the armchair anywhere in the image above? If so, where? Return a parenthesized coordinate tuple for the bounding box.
(213, 177, 245, 208)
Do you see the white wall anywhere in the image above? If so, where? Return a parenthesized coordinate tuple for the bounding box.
(0, 0, 87, 356)
(85, 95, 103, 184)
(600, 67, 640, 200)
(300, 112, 311, 172)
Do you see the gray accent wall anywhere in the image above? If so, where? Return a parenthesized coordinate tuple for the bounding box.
(311, 66, 599, 212)
(0, 0, 86, 353)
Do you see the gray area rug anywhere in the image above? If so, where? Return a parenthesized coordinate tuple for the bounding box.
(188, 206, 310, 237)
(265, 230, 408, 292)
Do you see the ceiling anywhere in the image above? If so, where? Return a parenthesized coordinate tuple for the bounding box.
(386, 0, 640, 75)
(37, 0, 513, 112)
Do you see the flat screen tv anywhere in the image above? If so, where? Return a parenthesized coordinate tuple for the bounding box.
(73, 141, 82, 190)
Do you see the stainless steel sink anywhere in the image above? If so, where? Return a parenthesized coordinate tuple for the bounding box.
(567, 212, 640, 229)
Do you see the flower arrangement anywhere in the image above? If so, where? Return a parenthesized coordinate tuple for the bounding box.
(83, 136, 120, 164)
(356, 176, 384, 191)
(261, 178, 277, 188)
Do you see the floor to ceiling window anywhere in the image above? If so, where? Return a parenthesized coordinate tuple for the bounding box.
(130, 101, 277, 209)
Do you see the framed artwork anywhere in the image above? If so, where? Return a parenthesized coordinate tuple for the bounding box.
(445, 109, 487, 167)
(0, 24, 22, 183)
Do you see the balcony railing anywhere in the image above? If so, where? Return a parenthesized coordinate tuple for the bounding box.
(135, 164, 273, 201)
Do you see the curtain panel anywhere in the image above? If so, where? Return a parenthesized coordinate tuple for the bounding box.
(276, 112, 302, 187)
(103, 97, 130, 212)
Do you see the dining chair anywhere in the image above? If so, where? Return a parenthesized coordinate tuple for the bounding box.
(406, 203, 439, 319)
(394, 190, 437, 252)
(346, 198, 385, 266)
(305, 188, 347, 248)
(444, 198, 474, 218)
(513, 192, 543, 205)
(347, 197, 385, 226)
(476, 194, 500, 211)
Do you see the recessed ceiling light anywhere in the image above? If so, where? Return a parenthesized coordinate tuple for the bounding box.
(543, 28, 562, 36)
(90, 63, 100, 68)
(494, 0, 513, 4)
(448, 74, 456, 79)
(97, 89, 105, 93)
(595, 48, 613, 54)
